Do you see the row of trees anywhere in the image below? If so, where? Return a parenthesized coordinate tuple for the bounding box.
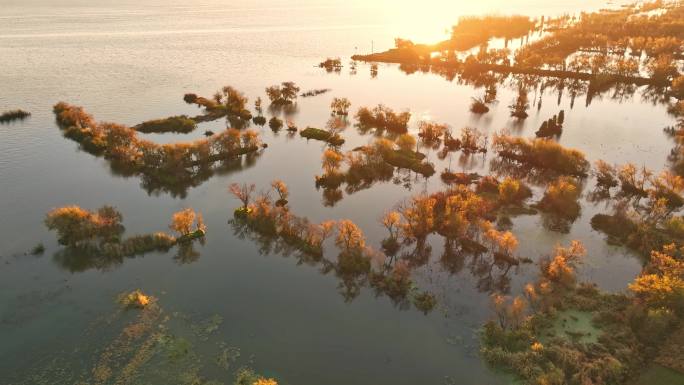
(53, 102, 263, 195)
(44, 205, 205, 268)
(228, 181, 436, 308)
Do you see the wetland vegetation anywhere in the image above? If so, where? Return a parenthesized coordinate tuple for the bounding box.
(4, 1, 684, 384)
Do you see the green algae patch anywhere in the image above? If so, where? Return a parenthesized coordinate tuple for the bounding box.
(540, 309, 601, 345)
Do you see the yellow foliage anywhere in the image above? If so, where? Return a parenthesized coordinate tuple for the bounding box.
(254, 378, 278, 385)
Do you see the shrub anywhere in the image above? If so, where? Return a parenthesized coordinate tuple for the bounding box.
(417, 121, 448, 143)
(136, 115, 196, 134)
(355, 104, 410, 133)
(45, 205, 124, 246)
(118, 289, 152, 309)
(300, 127, 345, 146)
(265, 82, 300, 105)
(252, 116, 266, 126)
(492, 133, 590, 176)
(269, 117, 283, 130)
(330, 97, 352, 115)
(498, 177, 532, 205)
(538, 177, 581, 218)
(470, 97, 489, 114)
(169, 208, 205, 236)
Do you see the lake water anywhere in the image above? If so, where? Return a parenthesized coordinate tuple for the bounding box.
(0, 1, 678, 384)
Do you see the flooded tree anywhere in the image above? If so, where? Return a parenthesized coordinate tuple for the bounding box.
(508, 85, 529, 119)
(266, 82, 300, 105)
(330, 97, 352, 115)
(229, 182, 256, 211)
(169, 208, 205, 237)
(335, 219, 366, 254)
(271, 179, 289, 206)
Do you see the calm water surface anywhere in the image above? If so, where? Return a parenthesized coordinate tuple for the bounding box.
(0, 1, 677, 384)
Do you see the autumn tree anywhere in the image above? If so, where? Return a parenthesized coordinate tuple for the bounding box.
(399, 194, 436, 240)
(330, 97, 352, 116)
(271, 179, 289, 205)
(336, 219, 366, 253)
(229, 182, 256, 209)
(266, 82, 300, 104)
(322, 149, 344, 175)
(417, 121, 448, 144)
(498, 177, 531, 205)
(381, 211, 402, 240)
(169, 208, 201, 236)
(395, 133, 417, 153)
(629, 244, 684, 313)
(221, 86, 249, 115)
(45, 205, 124, 246)
(541, 240, 586, 288)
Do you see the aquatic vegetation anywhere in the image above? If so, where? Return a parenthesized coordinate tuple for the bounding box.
(0, 109, 30, 123)
(492, 133, 590, 177)
(118, 289, 153, 309)
(482, 233, 684, 385)
(355, 104, 411, 134)
(300, 127, 345, 146)
(135, 115, 196, 134)
(508, 86, 529, 119)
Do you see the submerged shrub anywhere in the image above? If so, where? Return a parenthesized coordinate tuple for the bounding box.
(266, 82, 300, 105)
(252, 116, 267, 126)
(470, 97, 489, 114)
(136, 115, 196, 134)
(169, 208, 205, 237)
(45, 205, 124, 246)
(492, 133, 590, 176)
(269, 116, 283, 130)
(498, 177, 532, 205)
(538, 177, 581, 218)
(118, 289, 153, 309)
(355, 104, 411, 133)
